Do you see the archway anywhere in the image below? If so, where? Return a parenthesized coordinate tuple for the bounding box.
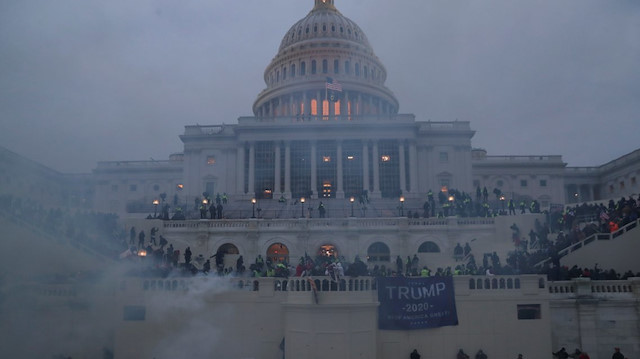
(367, 242, 390, 262)
(267, 243, 289, 264)
(215, 243, 240, 272)
(418, 241, 440, 253)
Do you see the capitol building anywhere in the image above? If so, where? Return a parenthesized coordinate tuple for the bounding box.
(1, 1, 640, 359)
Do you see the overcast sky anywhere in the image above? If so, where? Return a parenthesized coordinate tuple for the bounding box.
(1, 0, 638, 173)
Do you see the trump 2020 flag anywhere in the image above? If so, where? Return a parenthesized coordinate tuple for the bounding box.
(377, 276, 459, 330)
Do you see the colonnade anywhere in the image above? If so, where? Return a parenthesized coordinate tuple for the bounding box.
(236, 139, 418, 199)
(255, 89, 396, 118)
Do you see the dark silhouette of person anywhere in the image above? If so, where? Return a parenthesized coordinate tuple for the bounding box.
(184, 247, 192, 265)
(203, 259, 211, 273)
(129, 227, 136, 245)
(150, 227, 158, 245)
(209, 203, 217, 219)
(612, 347, 624, 359)
(553, 347, 569, 359)
(318, 202, 326, 218)
(410, 349, 421, 359)
(457, 349, 470, 359)
(138, 230, 145, 248)
(475, 349, 487, 359)
(217, 203, 223, 219)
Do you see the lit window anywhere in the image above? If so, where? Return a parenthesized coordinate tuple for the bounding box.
(323, 156, 331, 163)
(380, 155, 390, 162)
(207, 156, 216, 165)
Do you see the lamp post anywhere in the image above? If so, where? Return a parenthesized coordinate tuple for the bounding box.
(349, 196, 355, 217)
(500, 195, 505, 211)
(448, 195, 454, 216)
(251, 198, 257, 218)
(152, 199, 159, 218)
(399, 196, 405, 217)
(300, 197, 306, 218)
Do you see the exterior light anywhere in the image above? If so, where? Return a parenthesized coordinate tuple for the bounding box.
(347, 155, 354, 160)
(176, 184, 184, 190)
(381, 155, 390, 162)
(323, 156, 331, 162)
(152, 199, 160, 218)
(202, 199, 208, 205)
(300, 197, 306, 218)
(251, 198, 257, 218)
(349, 196, 355, 217)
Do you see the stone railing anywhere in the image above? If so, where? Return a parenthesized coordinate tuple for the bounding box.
(548, 278, 639, 298)
(162, 216, 495, 230)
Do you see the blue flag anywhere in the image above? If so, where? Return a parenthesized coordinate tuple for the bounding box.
(377, 276, 459, 330)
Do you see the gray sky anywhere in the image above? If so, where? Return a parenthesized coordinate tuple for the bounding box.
(1, 0, 638, 173)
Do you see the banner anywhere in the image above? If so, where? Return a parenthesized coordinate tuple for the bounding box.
(377, 276, 458, 330)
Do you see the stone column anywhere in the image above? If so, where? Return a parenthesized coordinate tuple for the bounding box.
(336, 141, 344, 198)
(284, 142, 292, 199)
(399, 141, 407, 194)
(409, 141, 418, 194)
(310, 141, 317, 199)
(248, 142, 255, 197)
(372, 140, 381, 198)
(362, 141, 370, 194)
(274, 143, 281, 196)
(236, 144, 245, 195)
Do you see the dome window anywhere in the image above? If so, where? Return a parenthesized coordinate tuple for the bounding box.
(298, 29, 301, 37)
(276, 70, 280, 83)
(322, 59, 328, 74)
(334, 59, 339, 74)
(340, 26, 344, 33)
(314, 25, 317, 33)
(322, 24, 327, 32)
(355, 63, 360, 77)
(306, 27, 309, 34)
(291, 64, 296, 78)
(347, 28, 351, 35)
(331, 25, 335, 32)
(345, 60, 350, 74)
(364, 65, 368, 79)
(282, 67, 286, 80)
(311, 60, 317, 74)
(300, 61, 306, 76)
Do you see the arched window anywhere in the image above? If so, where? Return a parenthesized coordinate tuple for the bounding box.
(218, 243, 239, 255)
(322, 24, 327, 32)
(355, 63, 360, 77)
(267, 243, 289, 263)
(322, 59, 328, 74)
(418, 241, 440, 253)
(300, 61, 306, 76)
(345, 60, 350, 74)
(282, 66, 286, 80)
(311, 60, 317, 74)
(291, 64, 296, 78)
(364, 65, 368, 79)
(334, 59, 339, 74)
(367, 242, 390, 262)
(276, 70, 280, 83)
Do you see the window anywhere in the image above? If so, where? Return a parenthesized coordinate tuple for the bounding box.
(517, 304, 541, 320)
(345, 60, 350, 74)
(123, 306, 146, 321)
(300, 61, 306, 76)
(539, 180, 547, 187)
(311, 60, 317, 74)
(129, 184, 137, 192)
(207, 156, 216, 165)
(418, 241, 440, 253)
(334, 59, 339, 74)
(439, 152, 449, 163)
(620, 181, 625, 190)
(609, 184, 614, 193)
(367, 242, 390, 262)
(355, 63, 360, 77)
(520, 180, 528, 187)
(631, 177, 636, 186)
(322, 59, 328, 74)
(291, 64, 296, 78)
